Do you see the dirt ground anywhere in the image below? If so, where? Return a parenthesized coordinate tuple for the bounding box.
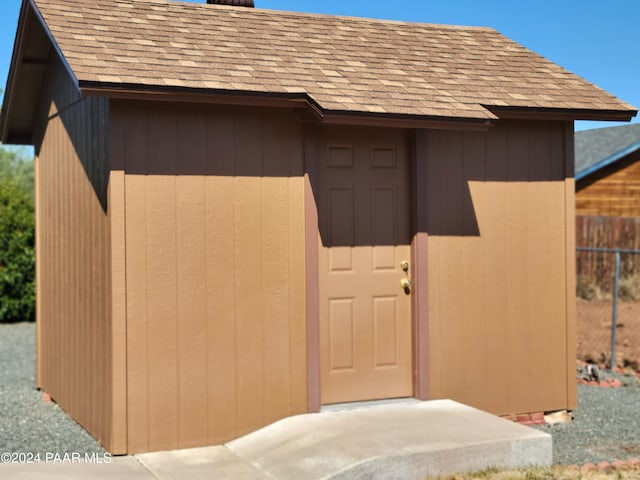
(576, 299, 640, 369)
(438, 464, 640, 480)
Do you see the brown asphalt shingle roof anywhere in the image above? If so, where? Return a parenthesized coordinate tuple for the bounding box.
(32, 0, 636, 121)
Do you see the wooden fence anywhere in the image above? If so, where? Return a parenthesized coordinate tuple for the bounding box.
(576, 215, 640, 292)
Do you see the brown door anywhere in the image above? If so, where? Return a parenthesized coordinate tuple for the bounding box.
(317, 126, 412, 404)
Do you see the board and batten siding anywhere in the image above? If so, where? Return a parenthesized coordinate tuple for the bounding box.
(33, 56, 124, 451)
(576, 150, 640, 217)
(110, 101, 307, 453)
(417, 121, 576, 415)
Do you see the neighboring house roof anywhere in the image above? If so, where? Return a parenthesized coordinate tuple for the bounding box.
(575, 123, 640, 181)
(1, 0, 637, 143)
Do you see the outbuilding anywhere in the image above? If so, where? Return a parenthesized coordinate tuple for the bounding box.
(575, 123, 640, 216)
(1, 0, 636, 454)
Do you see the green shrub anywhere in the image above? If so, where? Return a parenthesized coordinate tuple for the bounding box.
(0, 177, 35, 322)
(0, 146, 33, 196)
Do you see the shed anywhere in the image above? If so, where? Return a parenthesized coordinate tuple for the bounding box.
(575, 124, 640, 216)
(1, 0, 637, 454)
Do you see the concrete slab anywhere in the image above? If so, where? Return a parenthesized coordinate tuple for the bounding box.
(227, 399, 552, 480)
(136, 445, 271, 480)
(0, 455, 151, 479)
(1, 399, 551, 480)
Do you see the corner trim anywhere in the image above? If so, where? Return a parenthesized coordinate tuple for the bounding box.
(304, 126, 321, 413)
(412, 129, 431, 400)
(563, 121, 578, 411)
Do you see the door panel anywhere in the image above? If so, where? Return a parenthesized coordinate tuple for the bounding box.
(318, 127, 412, 404)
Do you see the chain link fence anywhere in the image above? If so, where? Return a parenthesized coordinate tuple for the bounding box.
(576, 247, 640, 370)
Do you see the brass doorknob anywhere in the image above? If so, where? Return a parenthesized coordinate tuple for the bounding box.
(400, 278, 412, 289)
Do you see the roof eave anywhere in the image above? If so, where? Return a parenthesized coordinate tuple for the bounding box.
(319, 110, 493, 131)
(576, 142, 640, 182)
(485, 105, 638, 122)
(1, 0, 80, 145)
(81, 81, 496, 131)
(0, 0, 31, 144)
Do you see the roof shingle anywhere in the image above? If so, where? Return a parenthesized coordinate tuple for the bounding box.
(26, 0, 640, 121)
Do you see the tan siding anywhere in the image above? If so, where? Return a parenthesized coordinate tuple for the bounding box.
(114, 101, 307, 453)
(420, 121, 573, 415)
(34, 56, 116, 448)
(576, 150, 640, 217)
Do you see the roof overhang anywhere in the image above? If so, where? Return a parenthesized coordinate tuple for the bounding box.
(80, 81, 496, 132)
(1, 0, 79, 145)
(2, 0, 637, 145)
(485, 105, 638, 123)
(0, 0, 31, 144)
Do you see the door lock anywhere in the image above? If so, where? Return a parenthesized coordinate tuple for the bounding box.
(400, 261, 409, 273)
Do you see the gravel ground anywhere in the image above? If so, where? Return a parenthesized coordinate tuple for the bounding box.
(535, 370, 640, 465)
(0, 322, 104, 455)
(1, 322, 640, 465)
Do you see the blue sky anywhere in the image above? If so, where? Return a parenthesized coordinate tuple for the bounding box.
(1, 0, 638, 135)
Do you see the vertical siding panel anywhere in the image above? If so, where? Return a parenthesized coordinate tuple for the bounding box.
(289, 175, 307, 412)
(35, 153, 42, 388)
(124, 104, 150, 453)
(42, 121, 49, 392)
(176, 105, 208, 448)
(440, 131, 464, 234)
(288, 126, 307, 414)
(109, 103, 128, 454)
(65, 105, 74, 413)
(424, 130, 442, 398)
(505, 124, 531, 411)
(483, 125, 510, 413)
(99, 98, 110, 440)
(262, 116, 292, 421)
(530, 123, 552, 182)
(262, 178, 290, 422)
(145, 105, 179, 451)
(461, 131, 487, 410)
(56, 114, 66, 407)
(438, 131, 466, 399)
(527, 125, 566, 410)
(526, 123, 550, 410)
(77, 97, 86, 428)
(234, 112, 265, 436)
(45, 116, 55, 398)
(205, 107, 238, 443)
(109, 170, 128, 453)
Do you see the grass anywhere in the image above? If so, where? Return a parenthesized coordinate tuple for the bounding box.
(577, 275, 640, 302)
(433, 465, 640, 480)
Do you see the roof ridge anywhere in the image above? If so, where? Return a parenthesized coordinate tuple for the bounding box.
(102, 0, 498, 32)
